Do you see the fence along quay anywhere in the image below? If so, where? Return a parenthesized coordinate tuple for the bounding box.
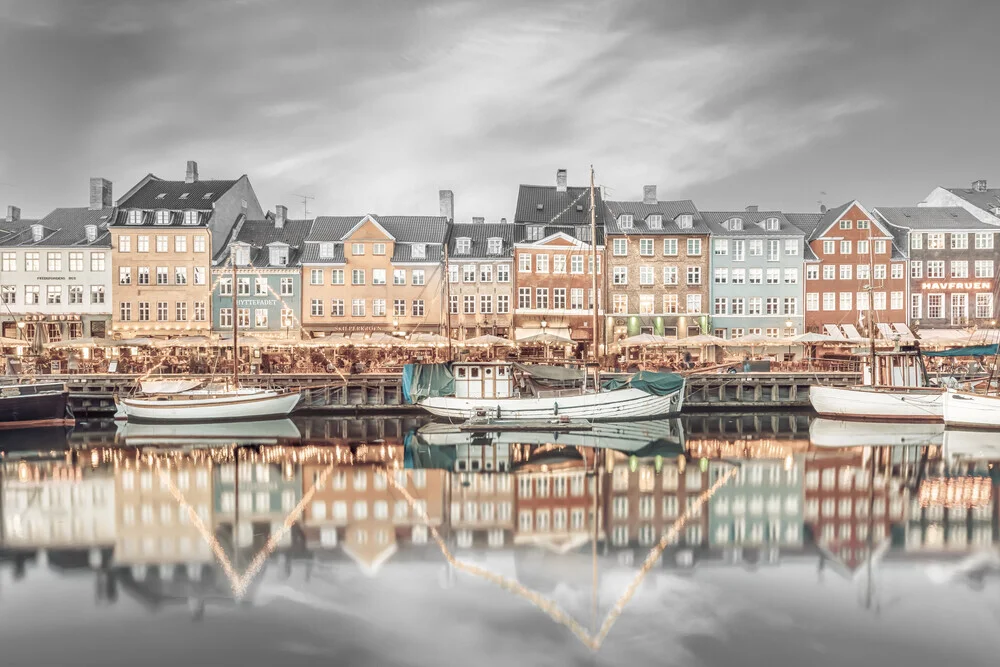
(47, 371, 861, 416)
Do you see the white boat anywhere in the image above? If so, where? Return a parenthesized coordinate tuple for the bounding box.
(942, 390, 1000, 430)
(412, 361, 685, 421)
(809, 417, 944, 448)
(809, 344, 943, 422)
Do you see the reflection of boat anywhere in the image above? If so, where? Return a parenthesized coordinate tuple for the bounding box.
(942, 427, 1000, 461)
(114, 418, 301, 446)
(809, 347, 943, 422)
(0, 381, 73, 429)
(408, 361, 685, 421)
(0, 424, 73, 452)
(943, 390, 1000, 430)
(809, 418, 944, 448)
(413, 418, 684, 456)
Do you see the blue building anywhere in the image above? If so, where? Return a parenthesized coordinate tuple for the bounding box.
(703, 210, 806, 340)
(708, 456, 805, 549)
(211, 205, 312, 338)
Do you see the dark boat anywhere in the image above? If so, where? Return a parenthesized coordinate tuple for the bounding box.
(0, 381, 73, 431)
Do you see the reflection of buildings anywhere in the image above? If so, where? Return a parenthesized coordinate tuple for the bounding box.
(804, 451, 907, 566)
(606, 452, 708, 551)
(708, 455, 805, 549)
(905, 460, 994, 553)
(114, 459, 213, 568)
(214, 458, 301, 549)
(451, 448, 514, 549)
(2, 460, 116, 555)
(301, 446, 446, 575)
(513, 446, 601, 553)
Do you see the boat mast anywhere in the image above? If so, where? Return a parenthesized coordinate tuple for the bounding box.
(443, 236, 454, 361)
(866, 225, 877, 386)
(232, 255, 239, 389)
(589, 166, 599, 363)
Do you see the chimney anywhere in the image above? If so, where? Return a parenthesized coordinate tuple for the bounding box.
(642, 185, 657, 205)
(745, 205, 758, 213)
(439, 190, 454, 223)
(5, 205, 19, 223)
(500, 217, 507, 224)
(472, 216, 485, 224)
(973, 179, 988, 192)
(556, 169, 567, 193)
(89, 178, 112, 210)
(274, 204, 287, 229)
(185, 160, 199, 184)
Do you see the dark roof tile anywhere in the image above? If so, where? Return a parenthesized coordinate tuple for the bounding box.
(603, 199, 708, 235)
(873, 206, 992, 231)
(117, 177, 239, 211)
(448, 223, 523, 258)
(514, 185, 603, 226)
(0, 207, 112, 247)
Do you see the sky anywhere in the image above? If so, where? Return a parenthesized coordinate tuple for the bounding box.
(1, 0, 999, 221)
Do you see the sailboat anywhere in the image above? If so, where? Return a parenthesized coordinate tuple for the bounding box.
(114, 258, 302, 423)
(809, 231, 943, 422)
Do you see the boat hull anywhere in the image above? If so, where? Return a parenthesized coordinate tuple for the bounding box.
(419, 386, 684, 421)
(943, 391, 1000, 430)
(0, 383, 72, 429)
(116, 390, 302, 423)
(809, 386, 943, 422)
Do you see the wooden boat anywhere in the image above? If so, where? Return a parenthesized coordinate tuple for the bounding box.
(942, 390, 1000, 430)
(0, 381, 72, 429)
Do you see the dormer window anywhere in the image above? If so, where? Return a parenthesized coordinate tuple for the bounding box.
(725, 217, 743, 231)
(318, 242, 335, 259)
(31, 224, 43, 242)
(127, 210, 143, 225)
(155, 193, 166, 200)
(575, 226, 591, 243)
(487, 237, 502, 255)
(183, 210, 199, 225)
(618, 214, 634, 229)
(154, 210, 170, 225)
(85, 225, 97, 243)
(179, 193, 189, 200)
(202, 193, 213, 200)
(764, 217, 780, 231)
(232, 245, 251, 266)
(535, 203, 544, 211)
(527, 225, 544, 241)
(676, 214, 694, 229)
(269, 245, 289, 267)
(411, 244, 426, 260)
(647, 214, 663, 229)
(455, 238, 471, 255)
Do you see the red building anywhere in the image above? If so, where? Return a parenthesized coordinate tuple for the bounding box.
(799, 201, 907, 335)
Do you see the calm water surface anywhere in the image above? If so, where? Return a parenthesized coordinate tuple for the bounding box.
(0, 412, 996, 666)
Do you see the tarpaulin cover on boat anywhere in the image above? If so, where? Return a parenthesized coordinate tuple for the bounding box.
(923, 344, 998, 358)
(402, 363, 454, 403)
(404, 430, 458, 470)
(602, 371, 685, 396)
(511, 362, 586, 382)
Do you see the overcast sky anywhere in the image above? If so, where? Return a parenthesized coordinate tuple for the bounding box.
(1, 0, 998, 220)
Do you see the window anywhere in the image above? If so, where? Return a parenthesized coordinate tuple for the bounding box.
(310, 299, 324, 317)
(155, 235, 167, 253)
(569, 288, 584, 310)
(119, 301, 131, 321)
(552, 289, 565, 309)
(910, 294, 922, 319)
(0, 285, 13, 304)
(647, 214, 663, 229)
(279, 277, 294, 296)
(927, 233, 945, 249)
(805, 265, 818, 281)
(463, 295, 475, 314)
(686, 294, 702, 314)
(857, 291, 870, 312)
(840, 292, 852, 311)
(714, 297, 727, 315)
(518, 254, 531, 273)
(639, 266, 654, 285)
(732, 239, 745, 261)
(157, 302, 168, 321)
(927, 261, 945, 279)
(46, 285, 61, 304)
(748, 268, 762, 284)
(891, 291, 903, 310)
(637, 238, 654, 257)
(823, 292, 836, 311)
(172, 236, 187, 253)
(840, 240, 851, 254)
(618, 214, 634, 229)
(766, 268, 780, 284)
(119, 267, 131, 285)
(330, 299, 344, 316)
(175, 267, 187, 285)
(714, 268, 728, 284)
(318, 242, 335, 258)
(462, 264, 475, 283)
(662, 266, 678, 285)
(976, 232, 994, 249)
(372, 242, 386, 256)
(977, 294, 993, 319)
(535, 254, 549, 273)
(372, 269, 386, 285)
(783, 268, 798, 284)
(497, 294, 509, 313)
(874, 292, 886, 311)
(518, 288, 531, 309)
(351, 243, 364, 256)
(496, 264, 510, 283)
(749, 240, 763, 256)
(839, 219, 852, 230)
(951, 261, 969, 278)
(952, 233, 969, 249)
(535, 288, 548, 309)
(612, 294, 628, 314)
(176, 302, 188, 321)
(663, 238, 678, 256)
(194, 236, 206, 253)
(822, 265, 835, 280)
(127, 210, 142, 225)
(687, 238, 702, 256)
(372, 299, 386, 317)
(352, 299, 365, 317)
(928, 294, 943, 318)
(767, 240, 780, 261)
(839, 264, 852, 280)
(154, 266, 167, 285)
(976, 260, 994, 278)
(714, 239, 728, 255)
(331, 269, 344, 285)
(807, 293, 819, 311)
(857, 239, 869, 256)
(352, 269, 365, 285)
(613, 267, 627, 285)
(687, 267, 701, 285)
(783, 297, 798, 315)
(392, 299, 406, 317)
(872, 239, 886, 255)
(412, 300, 424, 316)
(748, 297, 762, 315)
(612, 239, 628, 256)
(911, 261, 923, 279)
(193, 302, 206, 321)
(873, 264, 886, 280)
(68, 285, 83, 305)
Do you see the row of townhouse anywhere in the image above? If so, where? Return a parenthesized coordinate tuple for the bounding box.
(4, 162, 1000, 345)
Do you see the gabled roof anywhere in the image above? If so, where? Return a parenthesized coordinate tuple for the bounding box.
(514, 184, 604, 226)
(603, 200, 708, 235)
(301, 214, 447, 264)
(943, 186, 1000, 215)
(701, 211, 803, 237)
(0, 207, 112, 248)
(116, 176, 240, 211)
(784, 213, 824, 261)
(808, 200, 895, 241)
(228, 218, 314, 268)
(515, 230, 599, 249)
(447, 223, 523, 259)
(873, 206, 992, 231)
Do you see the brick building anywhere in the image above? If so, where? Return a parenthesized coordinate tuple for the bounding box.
(603, 189, 710, 341)
(799, 201, 907, 336)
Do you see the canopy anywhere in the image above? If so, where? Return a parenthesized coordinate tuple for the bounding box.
(603, 370, 685, 396)
(924, 344, 998, 358)
(617, 333, 669, 347)
(43, 336, 109, 349)
(151, 335, 218, 349)
(406, 333, 455, 347)
(109, 337, 158, 347)
(674, 334, 728, 347)
(402, 362, 454, 403)
(518, 332, 575, 346)
(0, 336, 29, 347)
(460, 334, 517, 347)
(512, 362, 586, 382)
(726, 333, 788, 346)
(788, 332, 836, 344)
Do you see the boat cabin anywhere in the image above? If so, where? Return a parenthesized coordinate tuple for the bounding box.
(453, 362, 514, 399)
(856, 346, 928, 387)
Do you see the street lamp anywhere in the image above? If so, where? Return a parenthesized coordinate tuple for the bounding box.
(540, 320, 547, 330)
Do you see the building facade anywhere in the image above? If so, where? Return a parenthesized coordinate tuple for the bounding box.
(212, 206, 312, 338)
(512, 170, 604, 353)
(0, 179, 113, 340)
(802, 201, 907, 335)
(604, 190, 710, 341)
(708, 457, 805, 549)
(703, 209, 805, 340)
(446, 221, 520, 340)
(214, 459, 301, 548)
(299, 213, 447, 338)
(919, 180, 1000, 226)
(875, 207, 998, 331)
(110, 161, 262, 338)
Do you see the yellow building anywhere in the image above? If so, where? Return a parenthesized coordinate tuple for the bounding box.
(300, 214, 447, 338)
(109, 161, 262, 337)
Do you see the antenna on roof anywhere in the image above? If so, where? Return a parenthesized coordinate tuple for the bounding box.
(294, 193, 314, 220)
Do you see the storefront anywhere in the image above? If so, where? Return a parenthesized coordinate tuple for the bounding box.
(0, 313, 109, 341)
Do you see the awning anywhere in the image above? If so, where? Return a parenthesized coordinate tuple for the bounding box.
(917, 329, 975, 344)
(515, 327, 570, 341)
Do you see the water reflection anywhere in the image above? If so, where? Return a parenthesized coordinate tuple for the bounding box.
(1, 413, 999, 660)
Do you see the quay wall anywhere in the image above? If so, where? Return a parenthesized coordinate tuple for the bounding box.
(46, 371, 862, 417)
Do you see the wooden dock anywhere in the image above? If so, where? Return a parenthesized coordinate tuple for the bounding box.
(41, 371, 861, 417)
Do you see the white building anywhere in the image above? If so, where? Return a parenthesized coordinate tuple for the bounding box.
(0, 178, 114, 339)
